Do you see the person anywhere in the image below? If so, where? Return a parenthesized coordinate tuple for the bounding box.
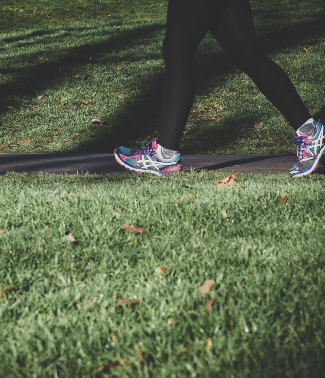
(114, 0, 325, 178)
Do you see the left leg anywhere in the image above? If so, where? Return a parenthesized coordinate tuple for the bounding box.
(209, 0, 312, 129)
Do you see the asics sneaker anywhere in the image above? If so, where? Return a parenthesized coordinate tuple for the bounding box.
(289, 121, 325, 177)
(114, 139, 182, 176)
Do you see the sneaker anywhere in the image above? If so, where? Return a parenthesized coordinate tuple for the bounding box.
(289, 121, 325, 177)
(114, 139, 182, 176)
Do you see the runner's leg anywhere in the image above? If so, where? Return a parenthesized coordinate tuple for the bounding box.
(209, 0, 312, 129)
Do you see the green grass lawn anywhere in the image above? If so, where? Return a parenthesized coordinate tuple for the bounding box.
(0, 0, 324, 154)
(0, 172, 325, 377)
(1, 1, 325, 377)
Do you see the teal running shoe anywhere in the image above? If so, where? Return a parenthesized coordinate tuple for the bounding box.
(114, 139, 182, 176)
(290, 121, 325, 177)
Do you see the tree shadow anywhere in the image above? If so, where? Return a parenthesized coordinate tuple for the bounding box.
(0, 7, 324, 153)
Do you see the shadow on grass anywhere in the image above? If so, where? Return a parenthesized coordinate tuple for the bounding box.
(0, 7, 324, 153)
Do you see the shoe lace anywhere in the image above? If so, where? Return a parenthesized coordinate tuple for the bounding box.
(131, 142, 154, 156)
(293, 136, 307, 165)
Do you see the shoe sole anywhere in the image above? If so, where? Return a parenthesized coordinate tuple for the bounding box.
(292, 144, 325, 178)
(114, 149, 181, 176)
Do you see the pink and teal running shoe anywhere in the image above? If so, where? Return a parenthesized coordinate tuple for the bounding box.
(289, 121, 325, 177)
(114, 139, 182, 176)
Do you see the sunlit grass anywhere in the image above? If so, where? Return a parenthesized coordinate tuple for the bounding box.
(0, 172, 325, 377)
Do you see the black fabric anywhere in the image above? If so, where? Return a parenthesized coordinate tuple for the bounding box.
(158, 0, 311, 150)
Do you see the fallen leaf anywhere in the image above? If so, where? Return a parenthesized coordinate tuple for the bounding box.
(118, 95, 124, 99)
(116, 297, 138, 307)
(91, 118, 103, 124)
(98, 360, 125, 371)
(136, 348, 144, 362)
(254, 122, 263, 129)
(222, 210, 227, 218)
(0, 229, 6, 235)
(180, 347, 187, 353)
(79, 103, 84, 108)
(17, 139, 31, 146)
(59, 101, 68, 107)
(0, 176, 4, 179)
(213, 175, 235, 187)
(184, 193, 195, 199)
(0, 285, 15, 298)
(113, 212, 120, 219)
(48, 113, 56, 116)
(205, 338, 212, 349)
(305, 286, 309, 292)
(199, 280, 215, 294)
(167, 317, 174, 325)
(155, 266, 166, 275)
(37, 96, 43, 100)
(203, 296, 217, 313)
(91, 92, 96, 97)
(72, 74, 80, 78)
(65, 231, 76, 243)
(4, 126, 12, 131)
(304, 47, 310, 54)
(45, 224, 50, 231)
(111, 334, 118, 344)
(5, 105, 14, 109)
(279, 196, 289, 204)
(122, 224, 145, 234)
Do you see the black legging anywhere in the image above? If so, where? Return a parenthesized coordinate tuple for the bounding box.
(158, 0, 311, 150)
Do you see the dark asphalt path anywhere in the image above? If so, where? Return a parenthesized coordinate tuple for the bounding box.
(1, 153, 323, 175)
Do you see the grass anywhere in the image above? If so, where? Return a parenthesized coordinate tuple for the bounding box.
(0, 0, 324, 154)
(0, 172, 325, 377)
(1, 1, 325, 377)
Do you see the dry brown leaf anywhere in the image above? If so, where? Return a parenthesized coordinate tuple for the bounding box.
(184, 193, 195, 199)
(4, 126, 13, 131)
(17, 139, 31, 146)
(167, 317, 174, 325)
(65, 231, 76, 243)
(222, 210, 227, 218)
(180, 347, 187, 353)
(37, 96, 43, 100)
(49, 113, 56, 116)
(0, 285, 15, 298)
(59, 101, 68, 107)
(72, 74, 80, 79)
(213, 175, 235, 187)
(111, 334, 118, 344)
(116, 297, 139, 307)
(0, 229, 6, 235)
(98, 360, 125, 371)
(155, 266, 166, 275)
(199, 280, 215, 294)
(113, 212, 120, 219)
(122, 224, 145, 234)
(304, 47, 310, 54)
(136, 348, 144, 362)
(91, 118, 103, 124)
(5, 105, 14, 109)
(91, 92, 96, 97)
(118, 95, 124, 99)
(205, 338, 212, 349)
(0, 176, 4, 179)
(45, 224, 50, 231)
(203, 296, 217, 313)
(79, 103, 84, 109)
(254, 122, 264, 129)
(279, 196, 289, 205)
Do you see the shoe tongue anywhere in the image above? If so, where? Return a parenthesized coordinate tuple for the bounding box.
(296, 121, 317, 137)
(151, 139, 158, 149)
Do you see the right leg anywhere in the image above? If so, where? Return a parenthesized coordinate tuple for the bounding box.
(158, 0, 225, 151)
